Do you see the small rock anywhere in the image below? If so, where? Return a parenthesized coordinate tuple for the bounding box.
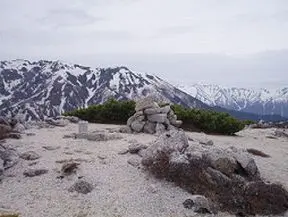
(28, 162, 38, 166)
(0, 146, 19, 169)
(68, 180, 94, 194)
(74, 211, 88, 217)
(20, 151, 40, 161)
(97, 155, 107, 160)
(274, 129, 288, 138)
(61, 162, 79, 175)
(147, 184, 158, 193)
(127, 157, 141, 167)
(65, 116, 80, 123)
(200, 140, 214, 146)
(183, 199, 194, 209)
(23, 169, 48, 177)
(63, 134, 76, 139)
(193, 196, 212, 214)
(26, 133, 36, 136)
(8, 133, 21, 139)
(118, 149, 129, 155)
(128, 143, 148, 154)
(42, 146, 61, 151)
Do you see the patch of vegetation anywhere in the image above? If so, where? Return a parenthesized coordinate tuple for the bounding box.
(171, 104, 245, 135)
(64, 99, 135, 124)
(64, 99, 245, 135)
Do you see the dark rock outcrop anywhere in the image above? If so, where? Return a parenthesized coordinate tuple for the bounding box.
(141, 131, 288, 216)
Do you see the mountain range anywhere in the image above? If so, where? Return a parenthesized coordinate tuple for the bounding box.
(0, 59, 287, 122)
(176, 84, 288, 118)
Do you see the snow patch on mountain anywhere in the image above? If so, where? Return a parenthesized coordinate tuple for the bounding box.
(176, 83, 288, 118)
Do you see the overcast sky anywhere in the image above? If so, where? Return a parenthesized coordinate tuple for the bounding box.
(0, 0, 287, 88)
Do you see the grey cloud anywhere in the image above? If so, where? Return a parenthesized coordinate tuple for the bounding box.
(158, 25, 196, 35)
(39, 8, 102, 27)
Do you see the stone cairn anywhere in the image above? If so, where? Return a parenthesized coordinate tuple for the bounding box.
(126, 97, 183, 134)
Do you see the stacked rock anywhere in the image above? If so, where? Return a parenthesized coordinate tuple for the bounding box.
(127, 97, 183, 134)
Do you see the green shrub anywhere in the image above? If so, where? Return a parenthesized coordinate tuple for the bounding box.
(64, 99, 135, 124)
(171, 104, 245, 135)
(64, 100, 245, 135)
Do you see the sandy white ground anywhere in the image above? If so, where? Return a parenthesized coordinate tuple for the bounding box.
(1, 123, 287, 217)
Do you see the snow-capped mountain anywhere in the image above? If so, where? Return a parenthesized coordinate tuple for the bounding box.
(176, 83, 288, 118)
(0, 59, 208, 120)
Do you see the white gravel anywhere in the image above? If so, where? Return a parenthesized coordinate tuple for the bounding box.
(1, 123, 288, 217)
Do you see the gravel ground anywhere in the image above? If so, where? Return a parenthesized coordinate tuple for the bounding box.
(1, 123, 287, 217)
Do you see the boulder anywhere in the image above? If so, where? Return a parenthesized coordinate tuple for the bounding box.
(159, 105, 171, 114)
(135, 115, 145, 122)
(203, 148, 237, 177)
(143, 108, 161, 115)
(131, 121, 145, 133)
(135, 97, 160, 112)
(155, 123, 166, 134)
(127, 116, 136, 127)
(141, 131, 286, 216)
(147, 114, 167, 123)
(143, 121, 156, 134)
(142, 131, 189, 168)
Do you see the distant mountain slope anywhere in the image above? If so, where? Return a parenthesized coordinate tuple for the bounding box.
(0, 60, 208, 120)
(176, 83, 288, 118)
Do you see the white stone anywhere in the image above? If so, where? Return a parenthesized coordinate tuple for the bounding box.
(131, 121, 145, 133)
(147, 114, 167, 123)
(78, 121, 88, 134)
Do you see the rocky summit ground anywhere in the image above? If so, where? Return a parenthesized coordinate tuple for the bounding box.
(1, 123, 288, 217)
